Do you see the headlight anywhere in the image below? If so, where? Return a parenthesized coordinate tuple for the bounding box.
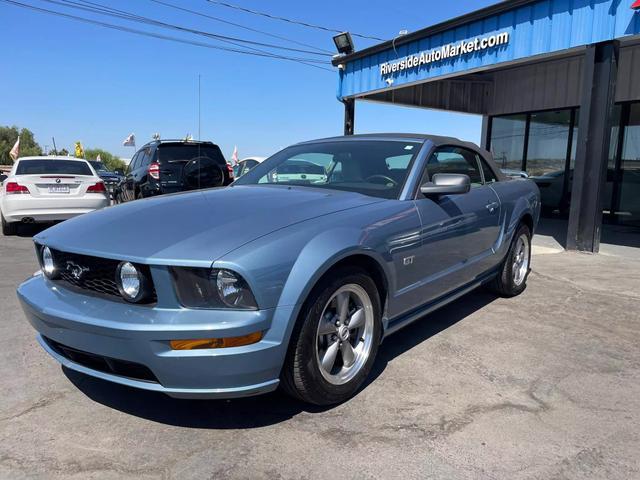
(116, 261, 153, 303)
(171, 267, 258, 310)
(41, 246, 58, 279)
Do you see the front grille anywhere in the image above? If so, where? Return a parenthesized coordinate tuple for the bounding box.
(44, 336, 159, 383)
(48, 248, 156, 303)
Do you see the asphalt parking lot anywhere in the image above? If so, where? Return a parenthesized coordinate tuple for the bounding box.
(1, 226, 639, 480)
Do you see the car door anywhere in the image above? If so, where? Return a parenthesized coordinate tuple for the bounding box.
(124, 152, 140, 201)
(136, 147, 152, 197)
(413, 146, 501, 302)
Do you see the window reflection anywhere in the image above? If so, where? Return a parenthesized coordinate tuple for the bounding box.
(489, 114, 526, 173)
(617, 104, 640, 227)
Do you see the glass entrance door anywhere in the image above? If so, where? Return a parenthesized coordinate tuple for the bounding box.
(526, 110, 575, 215)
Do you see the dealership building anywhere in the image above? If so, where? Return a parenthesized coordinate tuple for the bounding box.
(333, 0, 640, 252)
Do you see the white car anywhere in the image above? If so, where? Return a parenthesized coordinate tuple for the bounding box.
(234, 156, 266, 178)
(0, 156, 110, 235)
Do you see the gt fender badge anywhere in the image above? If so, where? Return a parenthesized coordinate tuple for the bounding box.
(403, 256, 414, 266)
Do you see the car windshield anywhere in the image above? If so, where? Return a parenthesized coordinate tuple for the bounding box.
(16, 159, 92, 176)
(89, 161, 109, 172)
(233, 140, 421, 199)
(158, 144, 226, 165)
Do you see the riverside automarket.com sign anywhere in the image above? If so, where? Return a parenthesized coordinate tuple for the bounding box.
(380, 31, 510, 76)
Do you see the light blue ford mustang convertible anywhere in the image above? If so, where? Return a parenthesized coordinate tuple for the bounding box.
(18, 134, 540, 405)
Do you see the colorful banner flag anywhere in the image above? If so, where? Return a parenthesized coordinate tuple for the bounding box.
(9, 136, 20, 162)
(231, 146, 239, 165)
(123, 133, 136, 147)
(75, 141, 84, 158)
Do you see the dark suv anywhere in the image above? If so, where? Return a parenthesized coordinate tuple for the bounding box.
(117, 140, 233, 202)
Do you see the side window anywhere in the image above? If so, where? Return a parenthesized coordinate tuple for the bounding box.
(129, 152, 140, 172)
(479, 157, 498, 183)
(139, 147, 151, 167)
(425, 146, 483, 186)
(245, 160, 258, 171)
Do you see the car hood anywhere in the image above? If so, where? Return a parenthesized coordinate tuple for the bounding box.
(35, 185, 382, 266)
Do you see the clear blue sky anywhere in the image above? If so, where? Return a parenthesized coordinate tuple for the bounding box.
(0, 0, 495, 160)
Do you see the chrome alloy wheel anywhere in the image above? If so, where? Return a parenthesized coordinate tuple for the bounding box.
(315, 284, 375, 385)
(512, 233, 530, 286)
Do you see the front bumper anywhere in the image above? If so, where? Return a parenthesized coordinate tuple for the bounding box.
(18, 274, 293, 399)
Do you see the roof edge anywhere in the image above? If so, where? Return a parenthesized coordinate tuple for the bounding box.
(332, 0, 538, 66)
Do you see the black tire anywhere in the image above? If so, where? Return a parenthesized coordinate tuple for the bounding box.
(488, 223, 532, 297)
(1, 212, 17, 236)
(281, 267, 382, 405)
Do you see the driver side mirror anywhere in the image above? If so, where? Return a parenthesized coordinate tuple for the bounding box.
(420, 173, 471, 197)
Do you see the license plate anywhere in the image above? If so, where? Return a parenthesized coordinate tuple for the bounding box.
(48, 185, 70, 194)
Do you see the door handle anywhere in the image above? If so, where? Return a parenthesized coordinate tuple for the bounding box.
(485, 201, 499, 213)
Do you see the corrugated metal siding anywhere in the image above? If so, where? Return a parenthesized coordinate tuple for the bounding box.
(365, 79, 491, 114)
(489, 55, 584, 114)
(339, 0, 638, 99)
(616, 43, 640, 101)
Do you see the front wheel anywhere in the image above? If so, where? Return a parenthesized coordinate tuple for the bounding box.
(281, 267, 382, 405)
(489, 223, 532, 297)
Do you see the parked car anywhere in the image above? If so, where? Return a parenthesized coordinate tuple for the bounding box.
(234, 156, 266, 178)
(1, 156, 109, 235)
(89, 161, 123, 200)
(116, 140, 234, 203)
(18, 134, 539, 405)
(272, 159, 327, 183)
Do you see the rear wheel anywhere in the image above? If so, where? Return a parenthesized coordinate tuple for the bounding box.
(489, 223, 531, 297)
(1, 212, 17, 236)
(281, 267, 382, 405)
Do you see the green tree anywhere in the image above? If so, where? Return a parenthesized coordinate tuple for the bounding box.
(84, 148, 126, 172)
(57, 148, 69, 156)
(0, 126, 42, 164)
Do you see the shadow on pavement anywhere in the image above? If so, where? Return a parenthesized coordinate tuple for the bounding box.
(64, 289, 497, 428)
(14, 222, 54, 238)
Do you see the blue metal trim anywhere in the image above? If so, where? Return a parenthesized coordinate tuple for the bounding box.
(337, 0, 640, 99)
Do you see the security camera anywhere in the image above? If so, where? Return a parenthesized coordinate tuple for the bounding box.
(385, 78, 394, 86)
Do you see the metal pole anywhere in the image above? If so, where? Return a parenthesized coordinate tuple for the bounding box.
(567, 41, 619, 252)
(343, 98, 355, 135)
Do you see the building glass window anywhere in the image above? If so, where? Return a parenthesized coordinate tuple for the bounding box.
(489, 114, 526, 173)
(526, 110, 572, 176)
(617, 103, 640, 227)
(489, 108, 579, 216)
(527, 110, 573, 214)
(603, 104, 622, 216)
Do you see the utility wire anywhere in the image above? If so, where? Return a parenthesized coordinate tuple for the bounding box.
(55, 0, 331, 68)
(148, 0, 333, 55)
(45, 0, 331, 57)
(204, 0, 386, 41)
(1, 0, 334, 71)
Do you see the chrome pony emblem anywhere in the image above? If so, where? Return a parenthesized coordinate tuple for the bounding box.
(66, 261, 89, 280)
